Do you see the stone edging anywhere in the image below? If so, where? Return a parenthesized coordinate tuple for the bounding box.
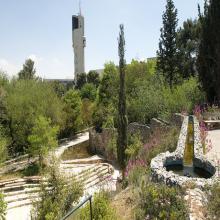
(150, 116, 219, 188)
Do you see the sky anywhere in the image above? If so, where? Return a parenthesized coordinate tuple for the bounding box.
(0, 0, 204, 79)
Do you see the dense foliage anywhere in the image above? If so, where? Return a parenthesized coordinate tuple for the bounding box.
(18, 59, 37, 80)
(79, 191, 116, 220)
(177, 19, 201, 78)
(206, 183, 220, 219)
(135, 182, 188, 220)
(157, 0, 179, 88)
(31, 160, 83, 220)
(0, 192, 7, 220)
(28, 116, 59, 167)
(197, 0, 220, 103)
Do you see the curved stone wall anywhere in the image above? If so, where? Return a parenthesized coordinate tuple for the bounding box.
(151, 116, 219, 188)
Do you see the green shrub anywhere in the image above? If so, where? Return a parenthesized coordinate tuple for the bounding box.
(141, 127, 179, 166)
(0, 192, 7, 220)
(31, 160, 83, 220)
(135, 182, 188, 220)
(79, 191, 117, 220)
(206, 183, 220, 219)
(0, 131, 8, 166)
(126, 133, 142, 160)
(80, 83, 97, 101)
(22, 162, 40, 176)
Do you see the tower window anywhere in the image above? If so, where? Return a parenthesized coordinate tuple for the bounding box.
(72, 16, 79, 30)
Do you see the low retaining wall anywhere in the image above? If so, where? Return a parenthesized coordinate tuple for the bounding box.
(89, 128, 117, 161)
(127, 122, 150, 143)
(151, 116, 218, 188)
(89, 117, 171, 160)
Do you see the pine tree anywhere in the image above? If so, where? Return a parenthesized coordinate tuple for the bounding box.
(197, 0, 220, 103)
(157, 0, 178, 89)
(18, 59, 36, 80)
(177, 19, 201, 78)
(117, 24, 127, 174)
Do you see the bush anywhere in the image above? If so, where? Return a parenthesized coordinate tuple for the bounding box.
(0, 192, 7, 220)
(206, 183, 220, 219)
(135, 182, 188, 220)
(80, 83, 97, 101)
(5, 80, 64, 154)
(22, 162, 40, 176)
(0, 128, 8, 165)
(125, 128, 179, 186)
(31, 159, 83, 220)
(140, 127, 179, 166)
(79, 191, 117, 220)
(126, 133, 142, 160)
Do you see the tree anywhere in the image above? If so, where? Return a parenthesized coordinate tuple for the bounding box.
(5, 80, 63, 154)
(157, 0, 179, 89)
(28, 116, 59, 167)
(117, 24, 128, 174)
(87, 70, 100, 87)
(50, 80, 66, 98)
(98, 62, 119, 107)
(177, 19, 201, 78)
(75, 72, 87, 90)
(62, 89, 82, 136)
(80, 83, 97, 101)
(197, 0, 220, 103)
(18, 59, 36, 80)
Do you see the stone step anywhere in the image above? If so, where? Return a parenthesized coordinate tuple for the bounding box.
(60, 163, 95, 168)
(60, 164, 96, 173)
(2, 183, 41, 193)
(0, 176, 41, 188)
(83, 168, 110, 187)
(7, 198, 37, 210)
(4, 187, 41, 198)
(62, 156, 105, 165)
(5, 192, 39, 204)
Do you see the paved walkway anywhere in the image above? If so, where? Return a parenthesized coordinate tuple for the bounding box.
(206, 129, 220, 162)
(54, 132, 89, 157)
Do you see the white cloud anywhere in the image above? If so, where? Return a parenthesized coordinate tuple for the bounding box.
(27, 54, 43, 64)
(0, 59, 19, 77)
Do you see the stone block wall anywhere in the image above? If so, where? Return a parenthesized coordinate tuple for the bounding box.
(171, 113, 185, 127)
(127, 122, 150, 143)
(150, 118, 169, 133)
(89, 116, 172, 160)
(89, 128, 116, 161)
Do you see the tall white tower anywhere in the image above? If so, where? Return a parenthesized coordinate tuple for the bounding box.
(72, 10, 86, 78)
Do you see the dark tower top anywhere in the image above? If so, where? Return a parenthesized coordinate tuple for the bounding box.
(72, 16, 79, 30)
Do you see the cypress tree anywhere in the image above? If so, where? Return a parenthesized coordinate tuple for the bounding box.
(157, 0, 178, 89)
(197, 0, 220, 103)
(117, 24, 127, 174)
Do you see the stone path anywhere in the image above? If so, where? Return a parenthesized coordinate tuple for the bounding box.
(55, 132, 89, 157)
(184, 188, 207, 220)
